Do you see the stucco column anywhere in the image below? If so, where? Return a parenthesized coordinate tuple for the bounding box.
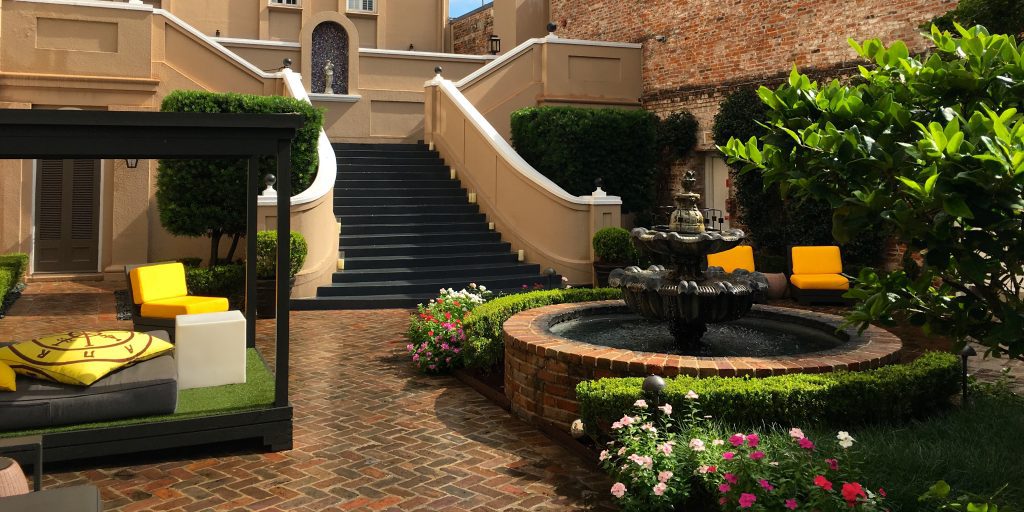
(0, 103, 32, 257)
(106, 158, 152, 274)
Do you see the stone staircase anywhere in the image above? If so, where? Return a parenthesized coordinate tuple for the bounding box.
(291, 143, 560, 310)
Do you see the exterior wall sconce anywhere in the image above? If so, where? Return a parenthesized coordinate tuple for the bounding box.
(547, 22, 557, 36)
(125, 159, 139, 169)
(489, 35, 501, 55)
(408, 44, 415, 51)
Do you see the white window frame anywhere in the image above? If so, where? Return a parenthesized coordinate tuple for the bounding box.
(346, 0, 376, 13)
(269, 0, 300, 6)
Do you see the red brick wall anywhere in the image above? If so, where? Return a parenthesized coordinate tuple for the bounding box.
(452, 3, 495, 55)
(550, 0, 956, 149)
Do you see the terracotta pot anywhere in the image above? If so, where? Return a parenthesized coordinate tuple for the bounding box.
(763, 272, 789, 300)
(593, 262, 624, 288)
(255, 277, 296, 319)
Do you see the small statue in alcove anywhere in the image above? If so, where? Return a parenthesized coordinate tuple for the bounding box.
(324, 59, 334, 94)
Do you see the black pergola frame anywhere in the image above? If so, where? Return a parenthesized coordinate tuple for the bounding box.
(0, 109, 301, 462)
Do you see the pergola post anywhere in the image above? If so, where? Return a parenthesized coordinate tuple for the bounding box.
(275, 141, 291, 408)
(245, 156, 259, 349)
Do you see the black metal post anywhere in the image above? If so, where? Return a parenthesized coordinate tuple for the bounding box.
(960, 345, 977, 405)
(275, 141, 291, 408)
(245, 156, 259, 349)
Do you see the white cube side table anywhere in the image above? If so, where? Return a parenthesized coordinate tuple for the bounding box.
(174, 310, 247, 390)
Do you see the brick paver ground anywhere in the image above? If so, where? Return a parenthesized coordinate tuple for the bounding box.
(0, 281, 614, 511)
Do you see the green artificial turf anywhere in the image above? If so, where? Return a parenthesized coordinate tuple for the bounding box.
(0, 348, 275, 437)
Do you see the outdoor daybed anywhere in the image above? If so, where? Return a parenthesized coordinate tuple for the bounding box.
(0, 332, 177, 431)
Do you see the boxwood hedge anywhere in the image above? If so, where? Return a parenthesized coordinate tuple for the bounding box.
(0, 253, 28, 305)
(578, 351, 960, 433)
(462, 288, 622, 371)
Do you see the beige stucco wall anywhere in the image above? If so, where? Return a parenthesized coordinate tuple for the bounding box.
(492, 0, 548, 51)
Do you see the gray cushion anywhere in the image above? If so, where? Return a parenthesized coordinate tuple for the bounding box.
(0, 331, 177, 431)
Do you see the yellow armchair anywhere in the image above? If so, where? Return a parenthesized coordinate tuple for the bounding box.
(788, 246, 851, 304)
(127, 263, 229, 339)
(706, 246, 755, 273)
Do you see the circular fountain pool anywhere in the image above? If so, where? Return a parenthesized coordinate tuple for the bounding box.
(503, 301, 902, 430)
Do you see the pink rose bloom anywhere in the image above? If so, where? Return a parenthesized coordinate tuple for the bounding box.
(659, 403, 673, 415)
(789, 427, 805, 440)
(813, 475, 833, 491)
(633, 399, 648, 409)
(759, 479, 773, 491)
(750, 450, 766, 460)
(696, 465, 712, 474)
(617, 446, 627, 456)
(619, 415, 634, 427)
(688, 438, 705, 452)
(712, 439, 725, 446)
(598, 450, 609, 461)
(722, 452, 735, 460)
(785, 498, 798, 509)
(611, 421, 623, 429)
(610, 482, 627, 498)
(659, 443, 673, 455)
(826, 458, 839, 471)
(729, 433, 745, 447)
(738, 493, 756, 508)
(724, 473, 738, 484)
(746, 433, 760, 448)
(718, 483, 731, 493)
(798, 438, 815, 450)
(652, 482, 667, 496)
(658, 471, 673, 483)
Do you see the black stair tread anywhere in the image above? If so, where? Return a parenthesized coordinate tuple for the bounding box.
(335, 205, 479, 214)
(332, 143, 425, 151)
(336, 262, 537, 275)
(292, 288, 543, 310)
(341, 240, 506, 250)
(322, 275, 551, 288)
(341, 222, 489, 234)
(343, 252, 515, 262)
(342, 230, 493, 239)
(340, 214, 487, 225)
(335, 180, 460, 186)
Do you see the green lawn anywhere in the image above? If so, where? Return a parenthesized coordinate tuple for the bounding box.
(1, 348, 275, 437)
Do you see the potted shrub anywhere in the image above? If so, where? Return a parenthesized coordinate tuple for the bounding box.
(592, 227, 637, 287)
(255, 230, 307, 319)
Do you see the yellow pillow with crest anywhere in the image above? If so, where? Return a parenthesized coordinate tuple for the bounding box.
(0, 331, 173, 386)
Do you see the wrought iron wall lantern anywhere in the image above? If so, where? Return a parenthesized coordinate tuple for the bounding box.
(489, 35, 501, 55)
(125, 158, 139, 169)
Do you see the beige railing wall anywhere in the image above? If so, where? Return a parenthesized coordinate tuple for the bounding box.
(424, 37, 641, 284)
(424, 79, 622, 285)
(456, 37, 643, 139)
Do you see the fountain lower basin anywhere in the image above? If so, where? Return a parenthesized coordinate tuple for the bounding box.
(503, 300, 902, 430)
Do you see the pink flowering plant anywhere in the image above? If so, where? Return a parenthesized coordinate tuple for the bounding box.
(599, 393, 703, 511)
(406, 285, 490, 373)
(702, 427, 888, 511)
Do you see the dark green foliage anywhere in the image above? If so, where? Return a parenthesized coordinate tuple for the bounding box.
(255, 230, 308, 279)
(712, 89, 887, 272)
(657, 110, 699, 161)
(462, 288, 623, 370)
(592, 227, 638, 264)
(927, 0, 1024, 39)
(177, 257, 203, 268)
(510, 107, 659, 213)
(0, 253, 28, 306)
(721, 27, 1024, 357)
(185, 264, 245, 309)
(577, 352, 959, 434)
(157, 90, 323, 266)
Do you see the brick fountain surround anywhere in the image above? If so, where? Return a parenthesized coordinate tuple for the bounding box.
(503, 300, 903, 430)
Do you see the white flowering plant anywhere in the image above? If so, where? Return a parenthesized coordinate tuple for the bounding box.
(598, 393, 703, 511)
(406, 284, 492, 373)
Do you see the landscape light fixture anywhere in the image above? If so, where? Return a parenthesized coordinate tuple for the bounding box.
(959, 344, 977, 404)
(489, 35, 501, 55)
(124, 158, 139, 169)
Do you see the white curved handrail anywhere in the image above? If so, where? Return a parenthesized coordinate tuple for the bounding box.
(432, 78, 620, 206)
(258, 69, 337, 206)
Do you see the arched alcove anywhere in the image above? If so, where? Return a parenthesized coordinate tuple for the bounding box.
(310, 22, 349, 94)
(300, 12, 360, 95)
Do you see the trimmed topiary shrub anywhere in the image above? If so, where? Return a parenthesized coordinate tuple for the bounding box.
(185, 264, 245, 309)
(510, 106, 659, 213)
(577, 352, 960, 434)
(462, 288, 623, 371)
(712, 88, 886, 273)
(592, 227, 637, 264)
(157, 90, 323, 267)
(255, 230, 308, 279)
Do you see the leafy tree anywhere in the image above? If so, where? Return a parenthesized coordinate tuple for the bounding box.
(712, 88, 886, 272)
(156, 90, 322, 267)
(721, 25, 1024, 357)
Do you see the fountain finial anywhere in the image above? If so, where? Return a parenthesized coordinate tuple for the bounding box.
(668, 170, 705, 234)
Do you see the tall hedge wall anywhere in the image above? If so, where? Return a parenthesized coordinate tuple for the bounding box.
(510, 107, 659, 213)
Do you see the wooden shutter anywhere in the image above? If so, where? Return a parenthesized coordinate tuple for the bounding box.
(34, 159, 100, 273)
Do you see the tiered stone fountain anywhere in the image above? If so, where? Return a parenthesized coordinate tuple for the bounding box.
(609, 171, 768, 348)
(501, 171, 902, 430)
